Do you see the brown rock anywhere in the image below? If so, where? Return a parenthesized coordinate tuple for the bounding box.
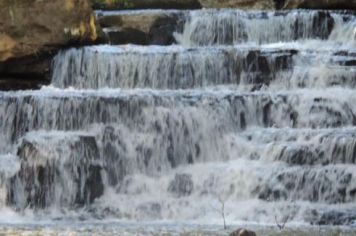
(0, 0, 104, 90)
(230, 228, 257, 236)
(0, 0, 101, 62)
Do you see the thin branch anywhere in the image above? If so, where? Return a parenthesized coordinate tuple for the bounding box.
(275, 214, 290, 230)
(218, 196, 227, 230)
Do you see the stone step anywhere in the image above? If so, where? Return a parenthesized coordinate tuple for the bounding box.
(7, 131, 104, 210)
(51, 45, 356, 90)
(86, 158, 356, 223)
(92, 125, 356, 188)
(2, 88, 356, 150)
(8, 127, 356, 200)
(256, 164, 356, 204)
(97, 9, 355, 46)
(0, 154, 19, 209)
(5, 135, 356, 224)
(231, 128, 356, 165)
(152, 159, 356, 204)
(97, 10, 184, 45)
(51, 45, 295, 89)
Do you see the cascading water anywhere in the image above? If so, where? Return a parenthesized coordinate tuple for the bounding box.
(0, 8, 356, 232)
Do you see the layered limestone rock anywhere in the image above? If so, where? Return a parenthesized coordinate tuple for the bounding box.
(0, 0, 103, 89)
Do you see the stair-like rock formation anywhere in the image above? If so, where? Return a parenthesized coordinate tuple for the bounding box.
(0, 3, 355, 231)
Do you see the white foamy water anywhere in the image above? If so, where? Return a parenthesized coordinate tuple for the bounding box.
(50, 44, 356, 90)
(175, 9, 356, 46)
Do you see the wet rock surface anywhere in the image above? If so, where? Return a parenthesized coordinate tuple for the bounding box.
(318, 211, 356, 226)
(8, 134, 104, 209)
(168, 174, 194, 197)
(0, 0, 103, 90)
(98, 11, 183, 45)
(256, 167, 356, 204)
(230, 229, 257, 236)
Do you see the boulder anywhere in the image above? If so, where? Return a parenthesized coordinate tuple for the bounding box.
(230, 228, 257, 236)
(92, 0, 201, 10)
(98, 11, 184, 45)
(198, 0, 275, 9)
(0, 0, 103, 89)
(168, 174, 194, 197)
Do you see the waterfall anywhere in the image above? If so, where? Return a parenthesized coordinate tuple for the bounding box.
(175, 10, 339, 46)
(0, 9, 355, 227)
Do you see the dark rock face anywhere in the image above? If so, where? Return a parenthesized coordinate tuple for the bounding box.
(106, 28, 147, 45)
(256, 167, 356, 204)
(98, 12, 183, 45)
(282, 0, 356, 10)
(291, 10, 335, 40)
(136, 202, 162, 219)
(275, 138, 356, 166)
(92, 0, 201, 10)
(0, 52, 52, 91)
(311, 210, 356, 225)
(198, 0, 275, 9)
(242, 49, 296, 86)
(311, 11, 335, 39)
(168, 174, 194, 197)
(101, 126, 129, 187)
(8, 134, 104, 210)
(148, 16, 182, 45)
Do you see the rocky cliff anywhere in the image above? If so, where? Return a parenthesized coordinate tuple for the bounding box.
(0, 0, 102, 90)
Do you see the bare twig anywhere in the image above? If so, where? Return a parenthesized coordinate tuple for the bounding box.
(274, 214, 290, 230)
(218, 196, 227, 230)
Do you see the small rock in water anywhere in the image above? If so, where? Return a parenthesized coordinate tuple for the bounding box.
(168, 173, 194, 197)
(229, 228, 257, 236)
